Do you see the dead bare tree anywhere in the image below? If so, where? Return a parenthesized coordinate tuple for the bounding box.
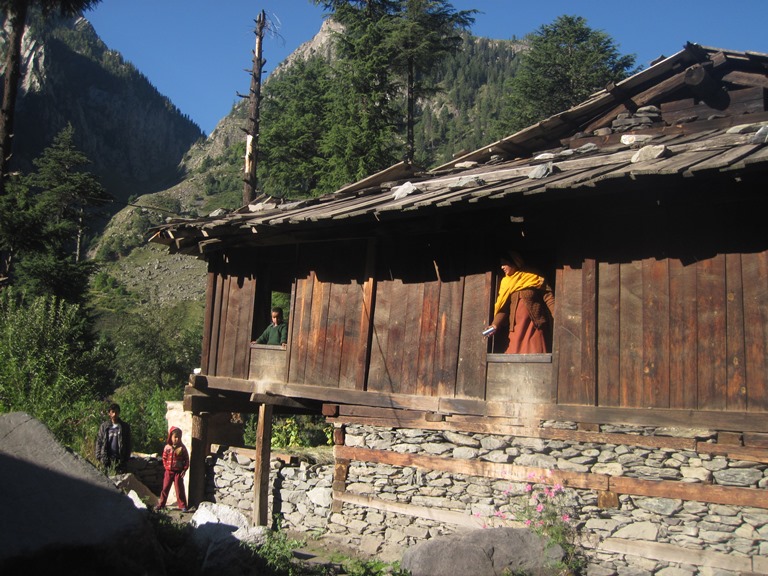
(241, 10, 266, 207)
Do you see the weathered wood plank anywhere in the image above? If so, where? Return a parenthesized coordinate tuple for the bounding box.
(643, 258, 670, 408)
(609, 475, 768, 508)
(725, 253, 747, 411)
(597, 262, 620, 406)
(669, 258, 698, 409)
(251, 379, 442, 412)
(599, 539, 752, 573)
(556, 264, 584, 404)
(334, 491, 491, 529)
(619, 260, 643, 407)
(200, 269, 217, 375)
(216, 273, 238, 377)
(288, 272, 314, 384)
(435, 270, 463, 398)
(209, 269, 227, 376)
(353, 240, 377, 390)
(581, 258, 597, 405)
(697, 254, 727, 410)
(334, 445, 608, 490)
(252, 403, 273, 526)
(321, 281, 345, 386)
(367, 274, 393, 393)
(248, 346, 287, 382)
(455, 271, 491, 399)
(699, 443, 768, 464)
(540, 403, 768, 432)
(742, 250, 768, 411)
(401, 280, 424, 395)
(307, 273, 331, 384)
(486, 362, 554, 404)
(417, 275, 440, 396)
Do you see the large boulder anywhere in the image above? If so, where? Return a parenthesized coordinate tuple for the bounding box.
(0, 412, 164, 575)
(190, 502, 268, 574)
(401, 527, 564, 576)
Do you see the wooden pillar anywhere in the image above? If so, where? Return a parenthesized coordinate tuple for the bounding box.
(252, 403, 273, 526)
(331, 425, 348, 513)
(189, 412, 209, 507)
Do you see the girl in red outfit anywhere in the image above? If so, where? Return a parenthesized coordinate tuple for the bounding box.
(155, 426, 190, 511)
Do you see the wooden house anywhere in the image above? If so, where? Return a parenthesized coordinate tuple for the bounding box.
(150, 43, 768, 550)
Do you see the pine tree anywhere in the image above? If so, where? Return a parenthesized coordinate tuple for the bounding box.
(12, 124, 110, 302)
(259, 57, 333, 198)
(386, 0, 475, 163)
(499, 15, 636, 133)
(313, 1, 402, 190)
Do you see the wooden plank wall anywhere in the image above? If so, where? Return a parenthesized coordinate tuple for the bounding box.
(367, 246, 489, 398)
(559, 249, 768, 412)
(203, 256, 257, 379)
(288, 241, 372, 389)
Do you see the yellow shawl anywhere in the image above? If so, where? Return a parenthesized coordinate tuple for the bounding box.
(493, 271, 544, 315)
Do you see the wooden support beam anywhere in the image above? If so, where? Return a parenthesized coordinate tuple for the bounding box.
(335, 445, 768, 510)
(607, 476, 768, 509)
(598, 538, 755, 574)
(334, 445, 607, 490)
(252, 403, 273, 527)
(332, 459, 350, 513)
(188, 413, 209, 508)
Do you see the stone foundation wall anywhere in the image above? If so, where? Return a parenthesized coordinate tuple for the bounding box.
(204, 423, 767, 573)
(126, 454, 164, 495)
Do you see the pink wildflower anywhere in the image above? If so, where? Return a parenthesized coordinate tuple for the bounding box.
(562, 514, 571, 522)
(524, 483, 533, 492)
(524, 519, 532, 526)
(536, 504, 544, 513)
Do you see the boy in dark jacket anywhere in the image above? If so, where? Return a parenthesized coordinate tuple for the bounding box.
(155, 426, 190, 511)
(95, 403, 132, 473)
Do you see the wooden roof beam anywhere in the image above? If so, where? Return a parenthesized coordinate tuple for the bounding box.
(685, 63, 729, 109)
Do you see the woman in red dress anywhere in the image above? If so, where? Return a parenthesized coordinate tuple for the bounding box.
(486, 252, 555, 354)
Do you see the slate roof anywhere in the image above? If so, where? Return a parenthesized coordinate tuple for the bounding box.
(150, 43, 768, 255)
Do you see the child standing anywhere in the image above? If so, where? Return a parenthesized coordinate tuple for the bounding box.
(155, 426, 190, 511)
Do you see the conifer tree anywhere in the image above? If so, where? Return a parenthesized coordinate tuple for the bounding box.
(500, 15, 636, 133)
(259, 56, 333, 197)
(12, 124, 110, 303)
(315, 0, 402, 190)
(386, 0, 475, 163)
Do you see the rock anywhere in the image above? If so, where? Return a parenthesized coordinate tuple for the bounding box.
(630, 144, 670, 163)
(401, 527, 563, 576)
(190, 502, 268, 574)
(0, 412, 163, 574)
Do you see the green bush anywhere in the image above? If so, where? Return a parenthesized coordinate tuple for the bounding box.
(0, 290, 113, 453)
(243, 414, 332, 449)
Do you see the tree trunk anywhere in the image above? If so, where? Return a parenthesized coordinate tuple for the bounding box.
(406, 58, 415, 164)
(0, 3, 29, 196)
(243, 10, 266, 207)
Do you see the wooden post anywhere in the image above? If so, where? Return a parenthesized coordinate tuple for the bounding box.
(189, 412, 209, 507)
(252, 403, 273, 526)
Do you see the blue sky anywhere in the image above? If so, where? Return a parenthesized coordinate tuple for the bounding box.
(85, 1, 768, 136)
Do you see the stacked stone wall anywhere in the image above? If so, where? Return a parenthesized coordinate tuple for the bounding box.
(203, 423, 767, 573)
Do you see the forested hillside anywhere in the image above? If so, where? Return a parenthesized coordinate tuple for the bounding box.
(0, 9, 204, 208)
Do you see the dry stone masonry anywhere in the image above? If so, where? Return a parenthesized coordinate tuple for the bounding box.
(198, 423, 768, 574)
